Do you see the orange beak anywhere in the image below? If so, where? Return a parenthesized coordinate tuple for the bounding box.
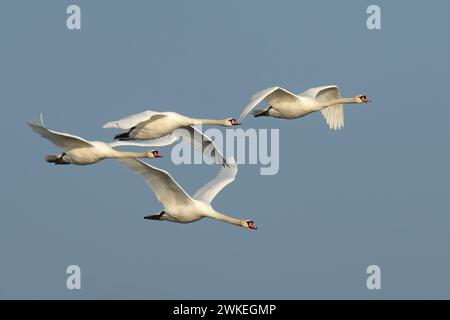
(247, 221, 257, 230)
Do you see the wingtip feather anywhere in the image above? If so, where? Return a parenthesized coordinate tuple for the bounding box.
(102, 121, 117, 129)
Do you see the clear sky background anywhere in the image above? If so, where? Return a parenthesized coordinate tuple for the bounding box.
(1, 0, 449, 299)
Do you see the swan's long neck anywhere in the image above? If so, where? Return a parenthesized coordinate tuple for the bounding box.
(191, 118, 227, 126)
(110, 150, 150, 158)
(206, 210, 244, 227)
(318, 97, 357, 109)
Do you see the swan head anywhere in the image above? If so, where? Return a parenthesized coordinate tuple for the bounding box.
(356, 95, 370, 103)
(147, 150, 162, 158)
(225, 118, 241, 126)
(243, 220, 257, 230)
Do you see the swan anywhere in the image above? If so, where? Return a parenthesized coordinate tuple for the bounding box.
(103, 110, 238, 166)
(118, 157, 257, 230)
(103, 111, 241, 140)
(28, 114, 164, 165)
(239, 85, 370, 129)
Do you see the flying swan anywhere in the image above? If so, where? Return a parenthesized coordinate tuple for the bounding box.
(118, 157, 257, 230)
(28, 114, 164, 165)
(103, 110, 238, 166)
(239, 85, 370, 129)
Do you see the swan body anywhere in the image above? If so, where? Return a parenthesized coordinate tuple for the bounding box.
(104, 111, 236, 166)
(28, 114, 162, 165)
(119, 157, 257, 230)
(239, 85, 370, 129)
(157, 201, 212, 223)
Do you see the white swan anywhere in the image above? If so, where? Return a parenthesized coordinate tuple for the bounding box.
(103, 111, 238, 166)
(104, 111, 241, 139)
(118, 157, 257, 230)
(28, 114, 164, 165)
(239, 85, 370, 129)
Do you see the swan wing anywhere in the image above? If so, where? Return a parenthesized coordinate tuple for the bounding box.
(193, 157, 237, 203)
(118, 158, 193, 207)
(133, 114, 168, 131)
(300, 85, 344, 130)
(27, 114, 93, 149)
(321, 103, 344, 130)
(102, 110, 162, 129)
(173, 126, 229, 167)
(239, 86, 298, 121)
(299, 85, 340, 99)
(108, 135, 178, 148)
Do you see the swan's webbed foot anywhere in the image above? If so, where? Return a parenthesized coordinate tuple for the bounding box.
(55, 152, 69, 165)
(47, 153, 70, 165)
(144, 215, 160, 220)
(253, 106, 272, 117)
(144, 211, 165, 221)
(114, 126, 135, 140)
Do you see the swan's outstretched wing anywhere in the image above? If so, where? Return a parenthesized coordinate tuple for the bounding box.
(174, 126, 229, 167)
(27, 114, 93, 150)
(108, 135, 178, 148)
(321, 103, 344, 130)
(118, 158, 193, 207)
(102, 111, 162, 129)
(239, 86, 299, 121)
(299, 85, 340, 99)
(193, 157, 238, 203)
(300, 85, 344, 130)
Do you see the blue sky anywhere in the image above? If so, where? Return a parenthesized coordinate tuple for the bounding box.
(0, 0, 449, 298)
